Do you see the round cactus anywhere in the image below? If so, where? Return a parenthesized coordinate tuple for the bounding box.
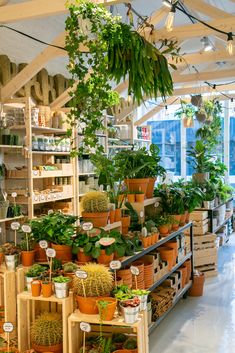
(82, 191, 109, 213)
(73, 263, 114, 297)
(31, 312, 62, 346)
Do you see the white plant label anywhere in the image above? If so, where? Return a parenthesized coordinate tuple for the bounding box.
(22, 225, 31, 233)
(11, 192, 17, 198)
(46, 248, 56, 258)
(33, 170, 38, 176)
(80, 322, 91, 333)
(48, 209, 53, 214)
(3, 322, 14, 333)
(110, 260, 122, 270)
(39, 240, 48, 249)
(11, 222, 20, 230)
(99, 184, 104, 191)
(82, 222, 93, 231)
(130, 266, 140, 276)
(154, 202, 159, 208)
(140, 211, 144, 218)
(75, 270, 88, 279)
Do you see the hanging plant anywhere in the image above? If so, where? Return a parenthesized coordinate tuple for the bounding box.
(65, 2, 176, 155)
(175, 100, 195, 128)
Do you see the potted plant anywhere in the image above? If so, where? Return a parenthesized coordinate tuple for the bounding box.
(121, 210, 131, 235)
(187, 140, 211, 183)
(3, 243, 20, 271)
(97, 298, 117, 321)
(140, 227, 151, 248)
(25, 264, 46, 292)
(127, 191, 135, 203)
(73, 263, 114, 314)
(131, 289, 150, 311)
(120, 297, 140, 324)
(175, 100, 195, 128)
(19, 233, 35, 267)
(62, 262, 78, 280)
(202, 181, 217, 209)
(81, 191, 109, 227)
(134, 190, 145, 203)
(123, 337, 138, 352)
(31, 312, 62, 353)
(30, 218, 49, 262)
(96, 236, 116, 265)
(72, 230, 92, 263)
(156, 216, 172, 236)
(53, 276, 71, 299)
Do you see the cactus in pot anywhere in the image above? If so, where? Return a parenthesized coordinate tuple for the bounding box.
(81, 191, 109, 227)
(73, 263, 114, 314)
(31, 312, 62, 353)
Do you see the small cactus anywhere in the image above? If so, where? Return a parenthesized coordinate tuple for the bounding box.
(31, 312, 62, 346)
(73, 263, 113, 297)
(63, 262, 78, 273)
(82, 191, 109, 213)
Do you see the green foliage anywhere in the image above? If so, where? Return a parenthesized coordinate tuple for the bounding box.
(31, 312, 62, 346)
(175, 100, 196, 119)
(154, 184, 185, 214)
(25, 264, 46, 278)
(155, 215, 172, 226)
(19, 233, 35, 251)
(187, 140, 212, 173)
(53, 276, 70, 283)
(63, 262, 78, 273)
(123, 338, 137, 350)
(82, 191, 109, 213)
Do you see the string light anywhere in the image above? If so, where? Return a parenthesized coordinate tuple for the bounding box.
(227, 32, 234, 56)
(165, 4, 176, 32)
(162, 0, 172, 8)
(201, 37, 213, 52)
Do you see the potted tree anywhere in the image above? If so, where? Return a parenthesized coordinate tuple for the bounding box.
(81, 191, 109, 227)
(73, 263, 114, 314)
(30, 312, 62, 353)
(187, 140, 211, 183)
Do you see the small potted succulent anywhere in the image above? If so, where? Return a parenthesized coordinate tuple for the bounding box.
(25, 264, 46, 292)
(3, 243, 20, 271)
(62, 262, 78, 279)
(96, 298, 117, 321)
(131, 289, 150, 311)
(120, 297, 140, 324)
(53, 275, 71, 299)
(81, 191, 110, 227)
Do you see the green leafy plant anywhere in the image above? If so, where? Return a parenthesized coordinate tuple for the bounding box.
(19, 233, 35, 251)
(123, 338, 137, 350)
(155, 215, 172, 226)
(187, 140, 211, 173)
(25, 264, 46, 278)
(175, 100, 196, 120)
(53, 276, 70, 283)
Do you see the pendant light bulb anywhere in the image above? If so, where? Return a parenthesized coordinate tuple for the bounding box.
(162, 0, 172, 8)
(227, 32, 234, 56)
(165, 5, 176, 32)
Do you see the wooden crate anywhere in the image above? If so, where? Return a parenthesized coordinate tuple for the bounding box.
(189, 211, 208, 222)
(68, 310, 149, 353)
(185, 222, 208, 235)
(17, 291, 74, 353)
(193, 233, 218, 275)
(0, 270, 17, 337)
(195, 263, 218, 277)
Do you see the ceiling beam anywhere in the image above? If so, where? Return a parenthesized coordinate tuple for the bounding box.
(177, 50, 233, 68)
(183, 0, 230, 19)
(173, 68, 235, 84)
(0, 0, 130, 23)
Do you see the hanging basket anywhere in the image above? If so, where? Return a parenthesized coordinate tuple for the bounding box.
(191, 95, 202, 107)
(195, 111, 207, 123)
(183, 117, 194, 128)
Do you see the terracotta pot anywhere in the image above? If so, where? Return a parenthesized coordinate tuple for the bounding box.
(117, 268, 132, 286)
(35, 243, 50, 262)
(125, 178, 149, 196)
(21, 250, 35, 267)
(116, 277, 123, 286)
(165, 241, 178, 266)
(168, 223, 173, 232)
(141, 237, 149, 248)
(0, 253, 4, 265)
(41, 282, 53, 298)
(158, 225, 169, 235)
(82, 211, 109, 228)
(31, 280, 41, 297)
(51, 244, 72, 262)
(185, 259, 192, 283)
(121, 215, 131, 235)
(77, 249, 92, 263)
(185, 211, 190, 223)
(135, 194, 145, 202)
(171, 215, 181, 230)
(189, 272, 205, 297)
(97, 249, 114, 265)
(152, 232, 159, 243)
(179, 265, 187, 287)
(96, 297, 117, 321)
(146, 177, 157, 199)
(109, 209, 115, 224)
(122, 227, 129, 235)
(180, 213, 186, 226)
(158, 247, 174, 270)
(127, 194, 135, 203)
(114, 208, 121, 222)
(183, 117, 194, 128)
(32, 343, 62, 353)
(76, 295, 99, 314)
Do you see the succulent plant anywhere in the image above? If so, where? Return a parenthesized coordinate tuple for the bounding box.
(31, 312, 62, 346)
(73, 263, 113, 297)
(63, 262, 78, 273)
(123, 337, 137, 350)
(82, 191, 109, 213)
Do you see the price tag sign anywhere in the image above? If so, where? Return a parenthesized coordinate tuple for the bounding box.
(48, 209, 53, 214)
(82, 222, 93, 231)
(33, 170, 38, 176)
(110, 261, 121, 270)
(140, 211, 144, 218)
(75, 270, 88, 279)
(11, 192, 17, 198)
(11, 222, 20, 231)
(39, 240, 48, 249)
(130, 266, 140, 276)
(154, 202, 159, 208)
(46, 248, 56, 258)
(80, 322, 91, 333)
(22, 225, 31, 233)
(3, 322, 14, 333)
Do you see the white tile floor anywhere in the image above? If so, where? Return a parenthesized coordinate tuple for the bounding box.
(150, 235, 235, 353)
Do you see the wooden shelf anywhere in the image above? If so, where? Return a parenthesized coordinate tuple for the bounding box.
(0, 215, 25, 223)
(78, 172, 96, 176)
(0, 145, 23, 149)
(103, 221, 122, 231)
(32, 151, 70, 155)
(32, 174, 73, 179)
(108, 145, 133, 149)
(10, 125, 67, 135)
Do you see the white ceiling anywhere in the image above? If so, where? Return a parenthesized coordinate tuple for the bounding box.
(1, 0, 235, 78)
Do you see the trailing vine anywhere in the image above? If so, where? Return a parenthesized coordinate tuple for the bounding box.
(65, 2, 175, 154)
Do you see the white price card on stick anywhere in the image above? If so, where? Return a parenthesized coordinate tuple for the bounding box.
(75, 270, 88, 279)
(3, 322, 14, 333)
(139, 211, 144, 218)
(11, 222, 20, 231)
(110, 260, 121, 270)
(22, 225, 31, 233)
(11, 192, 17, 198)
(130, 266, 140, 276)
(82, 222, 93, 231)
(39, 240, 48, 249)
(46, 248, 56, 258)
(80, 322, 91, 333)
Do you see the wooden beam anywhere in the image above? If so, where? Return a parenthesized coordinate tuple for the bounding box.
(173, 68, 235, 84)
(0, 0, 130, 23)
(0, 32, 66, 102)
(175, 50, 233, 68)
(183, 0, 230, 19)
(153, 17, 235, 41)
(50, 83, 77, 110)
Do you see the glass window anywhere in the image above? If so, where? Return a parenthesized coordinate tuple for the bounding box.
(148, 120, 181, 176)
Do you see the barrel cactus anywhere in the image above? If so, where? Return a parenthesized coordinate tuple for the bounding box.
(31, 312, 62, 346)
(82, 191, 109, 213)
(73, 263, 113, 297)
